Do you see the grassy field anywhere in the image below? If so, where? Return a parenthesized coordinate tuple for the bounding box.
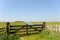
(0, 21, 27, 28)
(32, 22, 60, 25)
(0, 21, 60, 40)
(0, 29, 60, 40)
(21, 29, 60, 40)
(0, 21, 60, 27)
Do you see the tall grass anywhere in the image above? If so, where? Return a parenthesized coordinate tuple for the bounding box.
(37, 29, 60, 40)
(0, 22, 60, 40)
(0, 34, 19, 40)
(22, 29, 60, 40)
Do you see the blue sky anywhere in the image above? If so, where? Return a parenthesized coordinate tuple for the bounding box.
(0, 0, 60, 22)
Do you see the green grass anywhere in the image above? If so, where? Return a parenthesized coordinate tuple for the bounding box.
(0, 22, 60, 27)
(10, 21, 27, 25)
(0, 22, 6, 28)
(31, 22, 42, 24)
(22, 29, 60, 40)
(0, 21, 27, 28)
(46, 22, 60, 25)
(0, 21, 60, 40)
(37, 29, 60, 40)
(0, 29, 60, 40)
(0, 34, 19, 40)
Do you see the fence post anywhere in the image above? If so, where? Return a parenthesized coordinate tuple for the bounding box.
(6, 22, 10, 40)
(43, 22, 45, 29)
(26, 24, 28, 35)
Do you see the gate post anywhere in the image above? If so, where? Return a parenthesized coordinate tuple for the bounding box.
(26, 24, 28, 35)
(43, 22, 45, 29)
(6, 22, 10, 40)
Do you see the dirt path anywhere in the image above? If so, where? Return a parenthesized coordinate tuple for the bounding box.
(20, 37, 24, 40)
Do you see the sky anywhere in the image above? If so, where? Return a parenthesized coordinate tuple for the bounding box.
(0, 0, 60, 22)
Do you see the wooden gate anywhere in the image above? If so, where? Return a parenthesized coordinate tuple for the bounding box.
(6, 22, 45, 37)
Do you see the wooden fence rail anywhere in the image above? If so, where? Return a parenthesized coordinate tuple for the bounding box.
(0, 28, 5, 35)
(0, 22, 45, 37)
